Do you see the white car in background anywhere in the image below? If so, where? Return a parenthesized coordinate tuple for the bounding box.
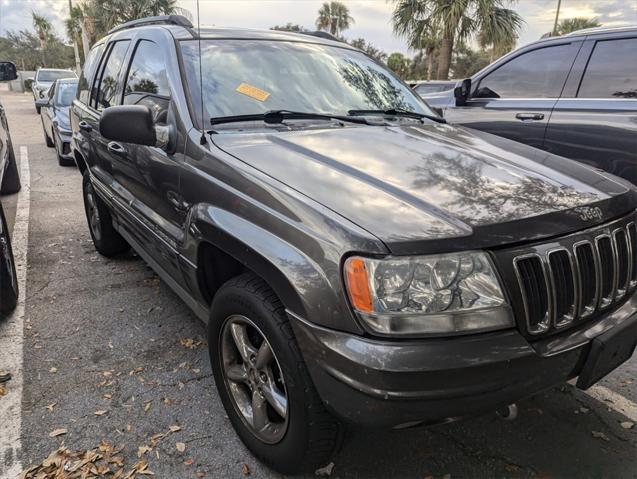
(30, 68, 77, 113)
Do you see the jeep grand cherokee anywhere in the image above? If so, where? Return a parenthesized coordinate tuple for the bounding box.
(70, 15, 637, 474)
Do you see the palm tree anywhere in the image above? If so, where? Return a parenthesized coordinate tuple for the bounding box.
(478, 7, 524, 62)
(316, 1, 354, 37)
(555, 17, 601, 35)
(390, 0, 523, 80)
(32, 12, 52, 67)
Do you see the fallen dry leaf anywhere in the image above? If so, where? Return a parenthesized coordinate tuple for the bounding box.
(179, 337, 203, 349)
(620, 421, 635, 429)
(195, 472, 206, 478)
(45, 403, 57, 412)
(144, 401, 152, 413)
(176, 442, 186, 453)
(0, 384, 7, 397)
(169, 425, 181, 432)
(592, 430, 610, 441)
(48, 428, 68, 437)
(94, 410, 108, 416)
(184, 458, 194, 466)
(315, 462, 335, 476)
(49, 367, 58, 374)
(242, 463, 251, 476)
(104, 393, 113, 399)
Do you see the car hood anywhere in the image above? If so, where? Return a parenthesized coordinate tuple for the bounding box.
(212, 123, 636, 254)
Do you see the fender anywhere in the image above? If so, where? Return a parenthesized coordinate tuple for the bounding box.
(182, 203, 366, 335)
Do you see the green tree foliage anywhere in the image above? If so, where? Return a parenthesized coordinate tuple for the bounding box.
(349, 38, 388, 63)
(390, 0, 523, 80)
(0, 30, 74, 70)
(555, 17, 601, 35)
(32, 11, 53, 66)
(271, 23, 308, 32)
(315, 1, 354, 36)
(387, 52, 411, 78)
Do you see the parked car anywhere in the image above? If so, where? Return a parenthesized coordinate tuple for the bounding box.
(0, 61, 21, 318)
(37, 78, 79, 166)
(427, 25, 637, 184)
(31, 68, 77, 114)
(71, 16, 637, 474)
(413, 80, 456, 96)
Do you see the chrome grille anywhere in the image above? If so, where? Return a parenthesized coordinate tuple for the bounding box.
(511, 217, 636, 336)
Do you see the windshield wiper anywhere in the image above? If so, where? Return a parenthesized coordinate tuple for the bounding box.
(210, 110, 370, 126)
(348, 108, 446, 124)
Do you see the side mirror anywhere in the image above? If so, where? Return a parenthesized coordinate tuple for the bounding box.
(100, 105, 157, 146)
(0, 62, 17, 82)
(454, 78, 471, 106)
(35, 98, 50, 108)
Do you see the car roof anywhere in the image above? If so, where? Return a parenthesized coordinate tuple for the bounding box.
(563, 24, 637, 37)
(37, 68, 75, 72)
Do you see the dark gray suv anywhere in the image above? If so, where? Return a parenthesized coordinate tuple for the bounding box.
(71, 16, 637, 474)
(426, 26, 637, 185)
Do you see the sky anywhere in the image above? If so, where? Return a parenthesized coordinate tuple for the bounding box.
(0, 0, 635, 56)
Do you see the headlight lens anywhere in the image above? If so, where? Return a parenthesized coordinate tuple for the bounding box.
(344, 251, 512, 336)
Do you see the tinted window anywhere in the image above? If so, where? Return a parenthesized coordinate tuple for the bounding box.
(37, 70, 76, 82)
(181, 40, 433, 123)
(78, 43, 105, 105)
(476, 44, 577, 98)
(94, 40, 130, 111)
(578, 38, 637, 98)
(415, 83, 454, 95)
(123, 40, 170, 122)
(55, 81, 78, 107)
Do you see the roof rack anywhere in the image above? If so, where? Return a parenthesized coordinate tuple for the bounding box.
(108, 15, 193, 35)
(300, 31, 343, 42)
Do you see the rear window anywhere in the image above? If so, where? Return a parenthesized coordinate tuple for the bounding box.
(37, 70, 76, 82)
(578, 38, 637, 98)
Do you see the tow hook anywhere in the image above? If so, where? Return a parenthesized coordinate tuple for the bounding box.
(496, 403, 518, 421)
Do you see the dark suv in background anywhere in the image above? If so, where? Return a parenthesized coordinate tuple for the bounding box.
(426, 26, 637, 184)
(0, 61, 21, 318)
(71, 16, 637, 474)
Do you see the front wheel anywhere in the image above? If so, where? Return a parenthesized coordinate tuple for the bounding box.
(208, 273, 342, 474)
(0, 205, 18, 318)
(82, 171, 129, 257)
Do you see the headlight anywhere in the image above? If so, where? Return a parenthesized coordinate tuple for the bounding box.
(343, 251, 512, 336)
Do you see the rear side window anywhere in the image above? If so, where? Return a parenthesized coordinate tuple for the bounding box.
(475, 44, 578, 98)
(123, 40, 170, 122)
(578, 38, 637, 98)
(77, 43, 105, 105)
(93, 40, 130, 111)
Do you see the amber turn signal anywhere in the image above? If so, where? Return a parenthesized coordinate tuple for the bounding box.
(344, 257, 373, 313)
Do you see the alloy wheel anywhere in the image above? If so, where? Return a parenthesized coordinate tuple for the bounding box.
(85, 185, 102, 242)
(220, 314, 289, 444)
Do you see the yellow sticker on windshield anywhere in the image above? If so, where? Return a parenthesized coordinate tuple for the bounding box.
(236, 83, 271, 102)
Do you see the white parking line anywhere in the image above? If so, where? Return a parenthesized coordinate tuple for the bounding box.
(585, 384, 637, 423)
(0, 146, 30, 479)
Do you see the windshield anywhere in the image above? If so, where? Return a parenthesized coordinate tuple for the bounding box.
(180, 39, 434, 125)
(37, 70, 76, 82)
(55, 81, 78, 107)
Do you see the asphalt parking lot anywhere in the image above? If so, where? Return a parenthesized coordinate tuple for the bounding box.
(0, 86, 636, 479)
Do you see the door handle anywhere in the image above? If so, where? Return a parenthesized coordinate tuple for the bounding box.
(78, 121, 93, 132)
(515, 113, 544, 121)
(107, 141, 127, 156)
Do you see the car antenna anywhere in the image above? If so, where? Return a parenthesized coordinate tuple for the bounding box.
(196, 0, 207, 145)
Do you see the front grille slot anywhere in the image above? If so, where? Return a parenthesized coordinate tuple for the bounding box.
(575, 242, 597, 317)
(614, 229, 629, 298)
(510, 213, 636, 337)
(514, 256, 550, 333)
(596, 235, 615, 307)
(548, 250, 576, 325)
(628, 223, 636, 288)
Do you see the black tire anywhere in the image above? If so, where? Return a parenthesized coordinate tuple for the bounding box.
(0, 133, 21, 195)
(209, 273, 342, 474)
(0, 204, 18, 319)
(82, 171, 129, 257)
(43, 123, 54, 147)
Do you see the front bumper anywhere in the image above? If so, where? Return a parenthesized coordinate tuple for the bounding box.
(55, 130, 73, 160)
(289, 291, 637, 428)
